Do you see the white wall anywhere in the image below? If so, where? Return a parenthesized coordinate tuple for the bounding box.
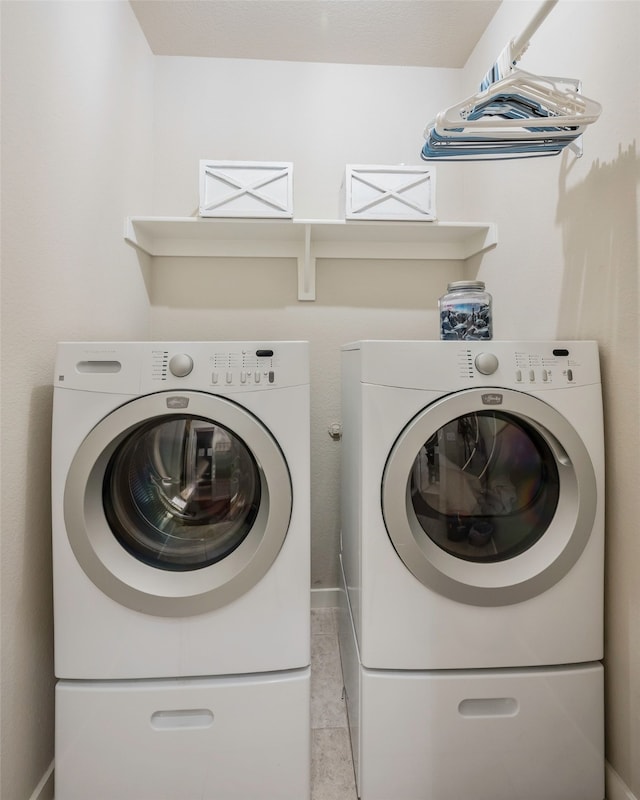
(461, 2, 640, 797)
(1, 2, 638, 798)
(150, 2, 640, 796)
(150, 56, 469, 589)
(0, 2, 153, 797)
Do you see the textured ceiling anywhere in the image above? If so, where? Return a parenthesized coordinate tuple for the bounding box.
(130, 0, 502, 68)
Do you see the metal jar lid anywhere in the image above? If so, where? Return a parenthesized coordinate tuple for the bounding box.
(446, 280, 486, 292)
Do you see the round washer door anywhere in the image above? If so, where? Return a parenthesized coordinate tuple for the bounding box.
(64, 391, 292, 616)
(382, 388, 597, 606)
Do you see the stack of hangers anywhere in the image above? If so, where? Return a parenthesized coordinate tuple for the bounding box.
(421, 68, 601, 161)
(421, 0, 601, 164)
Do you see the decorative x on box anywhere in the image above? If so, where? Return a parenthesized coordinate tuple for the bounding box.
(199, 160, 294, 219)
(344, 164, 436, 221)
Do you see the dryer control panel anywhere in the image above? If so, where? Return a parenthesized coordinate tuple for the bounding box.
(456, 345, 590, 387)
(348, 340, 601, 391)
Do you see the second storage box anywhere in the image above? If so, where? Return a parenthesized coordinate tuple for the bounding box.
(343, 164, 436, 221)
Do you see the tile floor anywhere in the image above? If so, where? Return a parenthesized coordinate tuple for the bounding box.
(311, 608, 358, 800)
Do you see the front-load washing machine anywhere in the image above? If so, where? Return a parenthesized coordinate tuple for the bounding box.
(338, 340, 604, 800)
(52, 341, 310, 799)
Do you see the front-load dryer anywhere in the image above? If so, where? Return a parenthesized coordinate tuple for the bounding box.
(341, 339, 604, 671)
(338, 340, 604, 800)
(52, 341, 310, 800)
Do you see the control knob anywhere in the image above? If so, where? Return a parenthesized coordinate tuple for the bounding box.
(169, 353, 194, 377)
(474, 352, 499, 375)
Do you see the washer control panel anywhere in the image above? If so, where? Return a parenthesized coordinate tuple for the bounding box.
(150, 346, 283, 389)
(211, 348, 277, 387)
(54, 341, 309, 394)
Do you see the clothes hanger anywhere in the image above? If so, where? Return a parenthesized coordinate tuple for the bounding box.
(421, 117, 586, 160)
(421, 131, 576, 161)
(421, 74, 598, 160)
(420, 0, 601, 161)
(434, 70, 601, 133)
(422, 84, 596, 160)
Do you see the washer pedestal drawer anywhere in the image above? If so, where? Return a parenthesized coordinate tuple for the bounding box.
(55, 668, 310, 800)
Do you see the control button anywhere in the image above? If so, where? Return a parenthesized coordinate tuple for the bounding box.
(515, 369, 522, 382)
(212, 372, 219, 384)
(255, 372, 261, 383)
(567, 369, 574, 382)
(542, 369, 549, 382)
(169, 353, 194, 377)
(529, 370, 535, 382)
(226, 372, 233, 384)
(474, 353, 499, 375)
(268, 371, 275, 384)
(240, 372, 247, 384)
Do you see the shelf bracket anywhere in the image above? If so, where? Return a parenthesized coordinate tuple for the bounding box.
(298, 224, 316, 301)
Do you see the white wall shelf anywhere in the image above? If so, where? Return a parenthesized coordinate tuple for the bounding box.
(124, 216, 498, 301)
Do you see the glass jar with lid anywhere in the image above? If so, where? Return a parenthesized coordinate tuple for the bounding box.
(439, 281, 492, 340)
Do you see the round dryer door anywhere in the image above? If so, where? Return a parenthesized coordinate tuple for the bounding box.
(64, 391, 292, 616)
(382, 388, 597, 606)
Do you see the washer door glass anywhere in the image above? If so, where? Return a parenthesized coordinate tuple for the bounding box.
(382, 388, 597, 606)
(411, 410, 559, 563)
(103, 416, 261, 571)
(64, 391, 292, 616)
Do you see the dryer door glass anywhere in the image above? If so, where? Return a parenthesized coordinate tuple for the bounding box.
(382, 387, 597, 605)
(410, 411, 559, 562)
(103, 415, 261, 571)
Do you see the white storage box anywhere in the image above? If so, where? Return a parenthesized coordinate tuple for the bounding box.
(199, 160, 293, 218)
(343, 164, 436, 221)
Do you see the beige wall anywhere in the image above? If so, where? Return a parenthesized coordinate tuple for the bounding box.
(149, 55, 469, 590)
(462, 3, 640, 797)
(1, 1, 638, 798)
(149, 3, 640, 796)
(0, 2, 153, 797)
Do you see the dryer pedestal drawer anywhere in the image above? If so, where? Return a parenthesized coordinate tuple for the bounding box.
(357, 662, 604, 800)
(55, 668, 310, 800)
